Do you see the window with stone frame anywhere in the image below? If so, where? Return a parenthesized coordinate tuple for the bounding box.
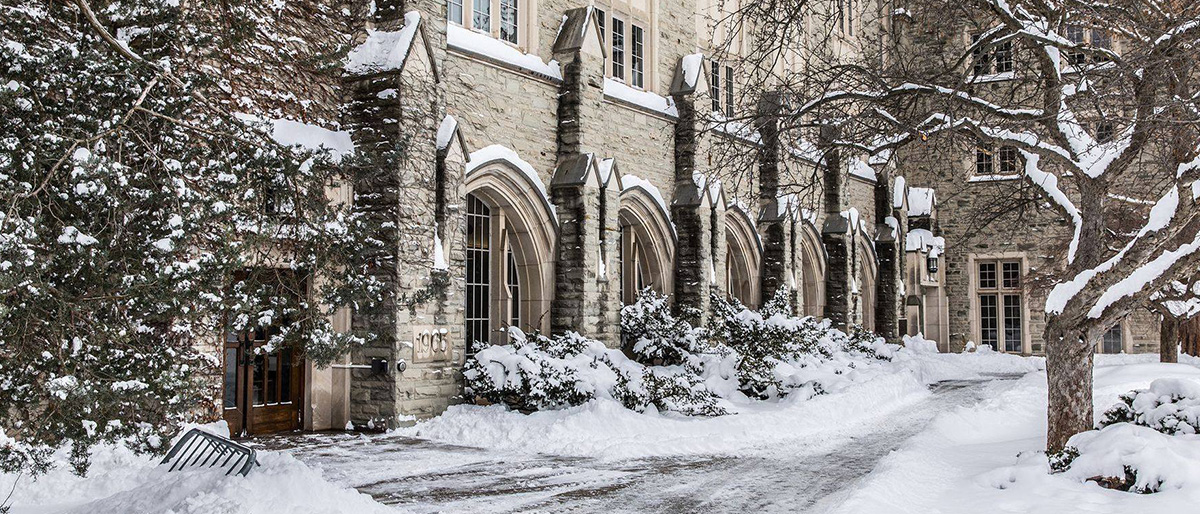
(975, 144, 994, 175)
(971, 33, 1012, 76)
(977, 259, 1024, 352)
(594, 3, 653, 90)
(711, 58, 722, 113)
(449, 0, 524, 47)
(998, 145, 1019, 174)
(1066, 25, 1087, 66)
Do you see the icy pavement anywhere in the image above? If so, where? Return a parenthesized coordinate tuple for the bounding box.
(263, 378, 1016, 513)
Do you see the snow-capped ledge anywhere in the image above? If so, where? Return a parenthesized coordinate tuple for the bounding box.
(603, 78, 678, 118)
(447, 25, 562, 80)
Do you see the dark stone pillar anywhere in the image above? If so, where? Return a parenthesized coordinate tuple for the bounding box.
(874, 173, 902, 342)
(819, 125, 852, 329)
(671, 90, 714, 323)
(755, 91, 794, 307)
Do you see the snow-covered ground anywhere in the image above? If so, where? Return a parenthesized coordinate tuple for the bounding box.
(4, 348, 1198, 513)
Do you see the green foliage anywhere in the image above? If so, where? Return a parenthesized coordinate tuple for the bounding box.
(0, 1, 394, 477)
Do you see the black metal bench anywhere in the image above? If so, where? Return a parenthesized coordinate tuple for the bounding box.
(160, 428, 259, 477)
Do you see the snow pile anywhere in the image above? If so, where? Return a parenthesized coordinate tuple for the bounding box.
(826, 362, 1200, 513)
(1055, 422, 1200, 493)
(603, 78, 678, 117)
(1100, 378, 1200, 435)
(464, 327, 725, 417)
(0, 423, 392, 514)
(907, 186, 936, 216)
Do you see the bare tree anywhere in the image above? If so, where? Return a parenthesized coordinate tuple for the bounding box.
(720, 0, 1200, 452)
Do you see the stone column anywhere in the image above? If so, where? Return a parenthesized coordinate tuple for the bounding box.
(819, 125, 853, 329)
(755, 91, 795, 308)
(670, 77, 716, 323)
(547, 9, 621, 345)
(874, 173, 902, 342)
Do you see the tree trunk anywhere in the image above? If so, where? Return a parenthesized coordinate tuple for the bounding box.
(1045, 329, 1094, 453)
(1161, 316, 1179, 363)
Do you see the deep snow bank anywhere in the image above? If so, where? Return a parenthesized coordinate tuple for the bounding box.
(0, 423, 393, 514)
(825, 359, 1200, 514)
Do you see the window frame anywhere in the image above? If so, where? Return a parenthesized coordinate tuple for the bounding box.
(972, 256, 1028, 353)
(594, 3, 653, 91)
(449, 0, 524, 48)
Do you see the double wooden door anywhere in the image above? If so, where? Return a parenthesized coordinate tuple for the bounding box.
(222, 325, 304, 436)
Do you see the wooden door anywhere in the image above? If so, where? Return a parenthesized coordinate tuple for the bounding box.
(222, 325, 305, 436)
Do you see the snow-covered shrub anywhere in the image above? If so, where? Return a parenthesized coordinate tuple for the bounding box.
(1051, 423, 1200, 493)
(464, 329, 725, 416)
(1099, 379, 1200, 435)
(621, 289, 709, 366)
(707, 289, 842, 398)
(1049, 379, 1200, 493)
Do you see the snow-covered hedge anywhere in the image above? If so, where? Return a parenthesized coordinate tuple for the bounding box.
(466, 288, 895, 415)
(1100, 378, 1200, 435)
(463, 328, 726, 416)
(1051, 378, 1200, 493)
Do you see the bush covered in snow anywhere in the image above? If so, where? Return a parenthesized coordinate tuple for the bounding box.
(466, 288, 897, 415)
(1051, 378, 1200, 493)
(1099, 378, 1200, 435)
(621, 289, 712, 367)
(463, 328, 726, 416)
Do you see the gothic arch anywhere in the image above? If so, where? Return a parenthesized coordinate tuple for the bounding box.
(725, 205, 762, 309)
(464, 157, 558, 338)
(795, 219, 827, 318)
(855, 230, 878, 332)
(619, 185, 675, 302)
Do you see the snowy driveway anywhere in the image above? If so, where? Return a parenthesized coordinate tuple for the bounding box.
(264, 378, 1013, 513)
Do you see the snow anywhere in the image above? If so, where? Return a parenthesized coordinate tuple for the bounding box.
(1020, 151, 1082, 264)
(602, 78, 677, 117)
(907, 187, 936, 217)
(435, 114, 457, 151)
(0, 422, 393, 514)
(398, 340, 1044, 460)
(343, 11, 422, 75)
(597, 158, 615, 185)
(431, 227, 448, 270)
(824, 356, 1200, 514)
(236, 114, 355, 163)
(906, 228, 945, 257)
(849, 157, 877, 181)
(447, 25, 562, 80)
(892, 175, 906, 208)
(680, 53, 704, 89)
(465, 144, 555, 217)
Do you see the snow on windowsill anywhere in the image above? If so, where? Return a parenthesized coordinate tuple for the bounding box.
(968, 174, 1022, 183)
(603, 78, 678, 118)
(970, 71, 1015, 84)
(447, 25, 562, 80)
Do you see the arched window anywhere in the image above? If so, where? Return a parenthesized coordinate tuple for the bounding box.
(465, 193, 492, 352)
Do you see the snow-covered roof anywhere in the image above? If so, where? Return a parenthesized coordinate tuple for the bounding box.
(849, 158, 877, 182)
(448, 25, 562, 80)
(435, 115, 458, 151)
(892, 175, 907, 209)
(907, 187, 936, 217)
(905, 228, 945, 257)
(344, 11, 422, 75)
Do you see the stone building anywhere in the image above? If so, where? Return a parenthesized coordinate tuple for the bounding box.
(213, 0, 1160, 435)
